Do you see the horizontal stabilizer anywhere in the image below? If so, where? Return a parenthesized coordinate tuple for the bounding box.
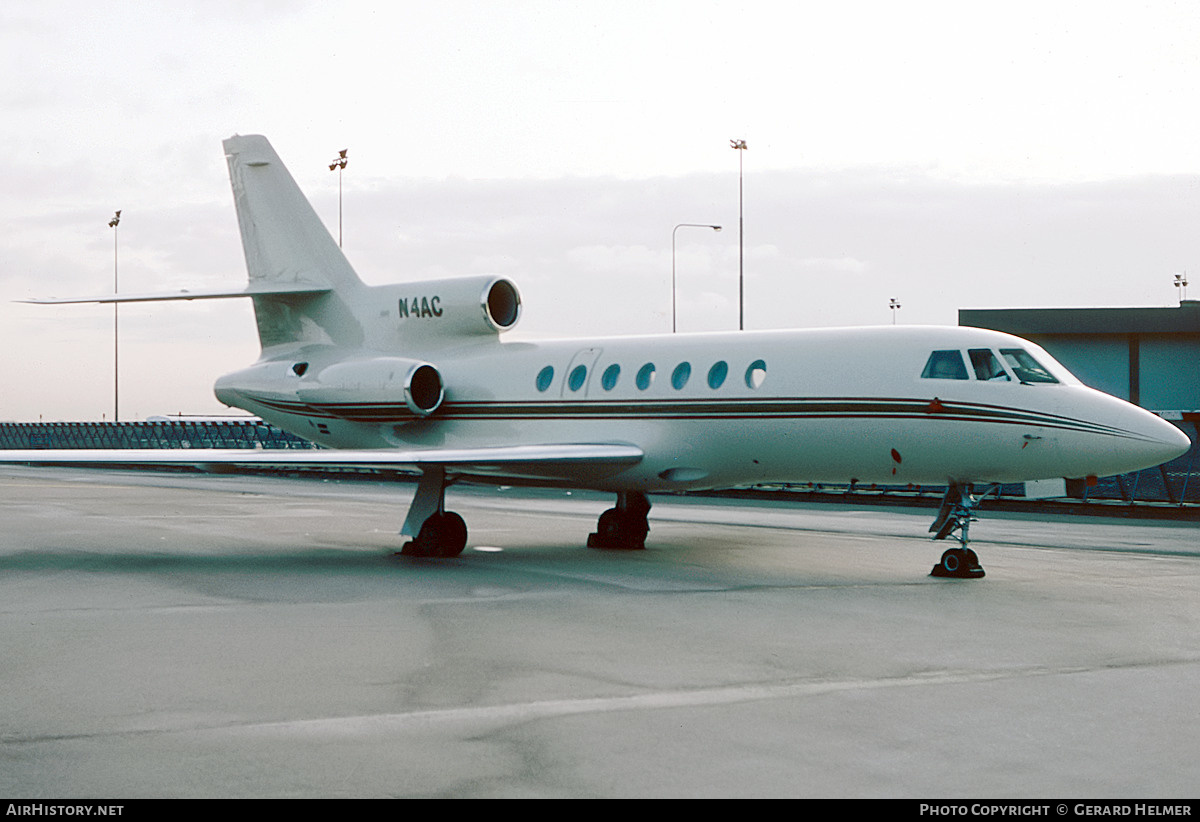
(20, 282, 331, 305)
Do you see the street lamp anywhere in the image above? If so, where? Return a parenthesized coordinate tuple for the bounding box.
(108, 210, 121, 421)
(730, 138, 747, 330)
(329, 149, 348, 247)
(672, 223, 722, 333)
(1174, 272, 1189, 302)
(889, 297, 901, 324)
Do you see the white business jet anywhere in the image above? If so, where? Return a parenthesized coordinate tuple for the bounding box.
(5, 135, 1190, 578)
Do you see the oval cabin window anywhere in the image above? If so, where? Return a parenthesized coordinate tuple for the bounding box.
(745, 360, 767, 389)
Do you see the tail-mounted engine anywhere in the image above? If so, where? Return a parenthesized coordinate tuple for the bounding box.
(297, 357, 444, 419)
(388, 274, 521, 339)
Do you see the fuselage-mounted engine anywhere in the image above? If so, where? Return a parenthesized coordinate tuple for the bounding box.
(388, 274, 522, 339)
(296, 357, 445, 420)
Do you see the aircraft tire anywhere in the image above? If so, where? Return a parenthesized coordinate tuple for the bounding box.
(931, 548, 986, 579)
(587, 507, 645, 550)
(434, 511, 468, 557)
(402, 512, 468, 558)
(941, 549, 963, 574)
(597, 508, 622, 540)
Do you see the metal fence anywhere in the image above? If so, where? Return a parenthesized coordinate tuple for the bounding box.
(0, 419, 316, 451)
(1081, 424, 1199, 504)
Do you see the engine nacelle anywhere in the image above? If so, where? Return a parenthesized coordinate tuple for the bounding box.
(297, 357, 444, 418)
(388, 274, 521, 339)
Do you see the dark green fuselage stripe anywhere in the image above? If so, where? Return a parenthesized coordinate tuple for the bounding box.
(245, 393, 1144, 440)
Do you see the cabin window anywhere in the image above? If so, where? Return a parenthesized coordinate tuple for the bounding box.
(1000, 349, 1059, 384)
(601, 363, 620, 391)
(745, 359, 767, 389)
(636, 363, 656, 390)
(291, 362, 309, 377)
(568, 364, 588, 392)
(968, 349, 1010, 381)
(671, 362, 691, 390)
(707, 361, 728, 389)
(536, 365, 555, 392)
(921, 350, 968, 380)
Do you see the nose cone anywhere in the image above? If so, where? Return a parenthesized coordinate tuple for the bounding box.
(1141, 413, 1193, 466)
(1058, 388, 1193, 479)
(1103, 400, 1192, 475)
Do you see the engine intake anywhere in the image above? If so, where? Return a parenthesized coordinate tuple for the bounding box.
(390, 274, 521, 338)
(297, 357, 444, 419)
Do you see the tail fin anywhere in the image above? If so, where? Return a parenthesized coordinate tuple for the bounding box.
(223, 135, 365, 350)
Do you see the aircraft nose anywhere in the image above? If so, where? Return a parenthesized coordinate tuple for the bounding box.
(1143, 415, 1193, 465)
(1071, 391, 1194, 478)
(1116, 407, 1194, 473)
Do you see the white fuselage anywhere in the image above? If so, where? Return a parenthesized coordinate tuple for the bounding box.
(215, 321, 1189, 492)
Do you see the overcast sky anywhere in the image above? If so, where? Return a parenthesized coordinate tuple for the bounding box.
(3, 1, 1199, 421)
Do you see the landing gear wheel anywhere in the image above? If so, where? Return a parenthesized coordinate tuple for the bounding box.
(594, 508, 623, 543)
(931, 547, 985, 579)
(430, 511, 467, 558)
(587, 493, 651, 550)
(400, 511, 468, 558)
(928, 482, 990, 579)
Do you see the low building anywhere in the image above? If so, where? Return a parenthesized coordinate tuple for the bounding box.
(959, 300, 1200, 412)
(960, 300, 1199, 504)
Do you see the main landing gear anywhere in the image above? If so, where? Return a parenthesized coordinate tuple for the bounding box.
(928, 482, 993, 579)
(587, 491, 651, 550)
(398, 467, 468, 558)
(397, 473, 654, 558)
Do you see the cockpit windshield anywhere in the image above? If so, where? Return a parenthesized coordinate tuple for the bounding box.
(920, 350, 968, 380)
(921, 347, 1060, 385)
(969, 348, 1009, 381)
(999, 348, 1059, 384)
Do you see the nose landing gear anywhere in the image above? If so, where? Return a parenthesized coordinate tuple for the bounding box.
(929, 482, 991, 579)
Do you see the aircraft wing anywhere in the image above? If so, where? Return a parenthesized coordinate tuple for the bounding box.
(19, 282, 331, 305)
(0, 443, 644, 482)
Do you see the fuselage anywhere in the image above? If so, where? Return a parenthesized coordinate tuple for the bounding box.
(215, 322, 1190, 492)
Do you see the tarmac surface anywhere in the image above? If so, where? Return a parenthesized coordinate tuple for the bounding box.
(1, 466, 1198, 798)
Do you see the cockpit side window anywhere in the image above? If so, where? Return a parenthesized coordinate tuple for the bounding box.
(999, 348, 1059, 384)
(968, 349, 1010, 381)
(921, 350, 968, 380)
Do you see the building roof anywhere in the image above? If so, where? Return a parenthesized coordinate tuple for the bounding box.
(959, 300, 1200, 335)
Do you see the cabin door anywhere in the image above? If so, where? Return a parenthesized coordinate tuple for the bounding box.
(560, 348, 604, 398)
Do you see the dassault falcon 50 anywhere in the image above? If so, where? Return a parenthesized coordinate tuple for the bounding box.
(4, 135, 1190, 577)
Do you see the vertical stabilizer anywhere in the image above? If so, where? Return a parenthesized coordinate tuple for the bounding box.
(223, 135, 365, 350)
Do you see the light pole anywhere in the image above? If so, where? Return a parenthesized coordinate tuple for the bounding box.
(672, 223, 722, 333)
(108, 210, 121, 421)
(329, 149, 348, 247)
(889, 297, 901, 324)
(730, 138, 747, 330)
(1174, 272, 1189, 302)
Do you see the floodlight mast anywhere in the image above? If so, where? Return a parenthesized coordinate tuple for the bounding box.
(108, 210, 121, 421)
(329, 149, 348, 247)
(730, 139, 747, 330)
